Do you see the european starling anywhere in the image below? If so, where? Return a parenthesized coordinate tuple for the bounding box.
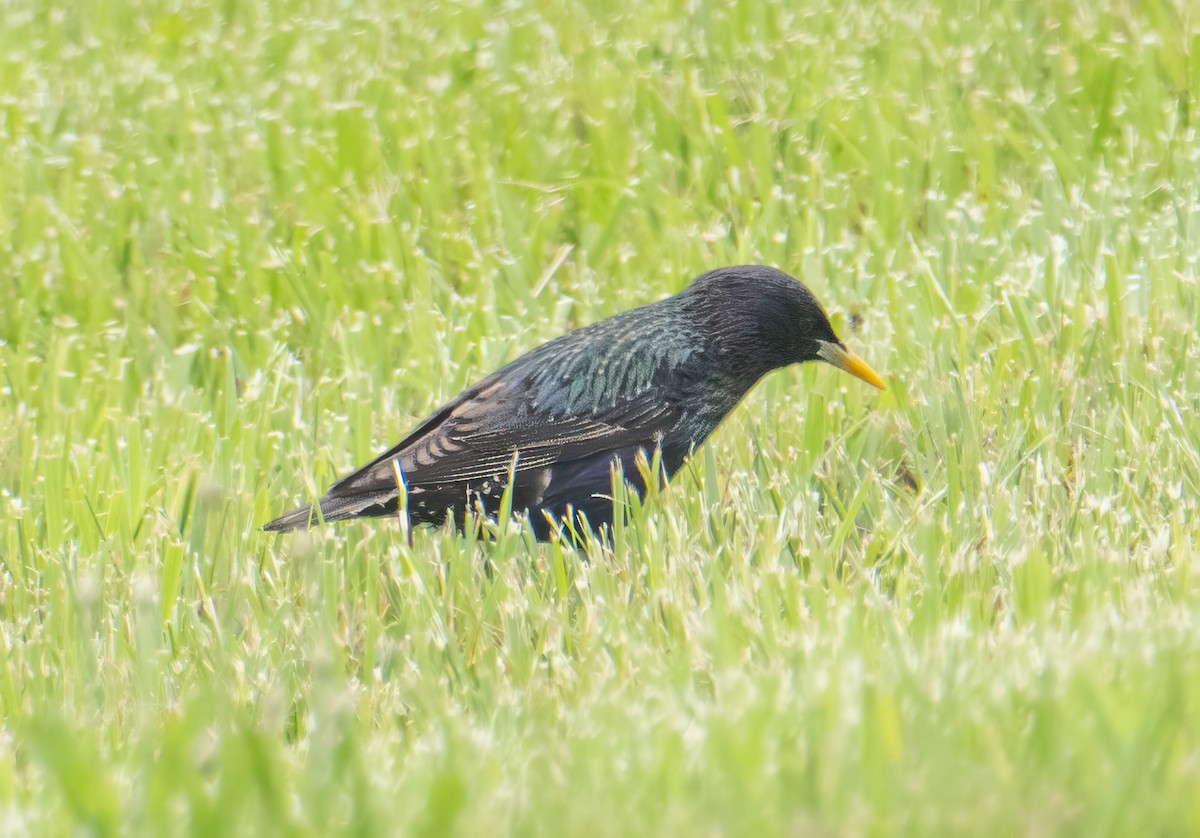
(264, 265, 884, 539)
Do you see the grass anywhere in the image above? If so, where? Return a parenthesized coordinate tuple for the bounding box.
(3, 0, 1200, 833)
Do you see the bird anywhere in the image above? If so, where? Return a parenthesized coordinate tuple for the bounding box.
(263, 265, 885, 540)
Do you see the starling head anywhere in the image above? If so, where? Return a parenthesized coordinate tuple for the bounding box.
(683, 265, 885, 389)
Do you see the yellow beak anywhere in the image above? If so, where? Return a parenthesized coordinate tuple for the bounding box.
(816, 341, 887, 390)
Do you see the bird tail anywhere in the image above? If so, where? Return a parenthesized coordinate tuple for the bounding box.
(262, 488, 402, 532)
(262, 503, 318, 532)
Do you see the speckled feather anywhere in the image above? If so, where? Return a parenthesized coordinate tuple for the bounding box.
(264, 265, 854, 539)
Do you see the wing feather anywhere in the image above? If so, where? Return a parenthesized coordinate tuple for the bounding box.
(291, 299, 706, 527)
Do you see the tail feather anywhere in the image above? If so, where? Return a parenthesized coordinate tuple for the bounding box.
(262, 503, 317, 532)
(262, 488, 401, 532)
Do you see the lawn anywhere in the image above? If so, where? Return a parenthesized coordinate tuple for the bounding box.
(3, 0, 1200, 834)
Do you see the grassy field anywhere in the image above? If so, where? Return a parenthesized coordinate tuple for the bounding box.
(3, 0, 1200, 833)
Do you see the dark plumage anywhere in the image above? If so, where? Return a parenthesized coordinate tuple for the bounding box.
(264, 265, 885, 539)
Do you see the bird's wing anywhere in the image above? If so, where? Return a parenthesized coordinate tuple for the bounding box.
(326, 306, 703, 500)
(258, 304, 709, 531)
(326, 374, 682, 498)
